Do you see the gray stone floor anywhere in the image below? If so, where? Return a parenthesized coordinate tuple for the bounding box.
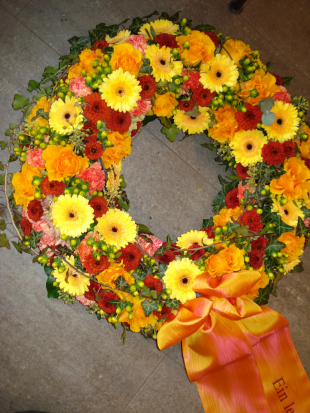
(0, 1, 309, 412)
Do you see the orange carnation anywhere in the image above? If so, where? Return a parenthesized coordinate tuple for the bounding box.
(42, 145, 89, 181)
(12, 162, 42, 208)
(68, 63, 83, 80)
(27, 96, 52, 127)
(101, 131, 131, 169)
(278, 230, 305, 263)
(205, 244, 245, 278)
(176, 31, 215, 66)
(209, 104, 239, 143)
(110, 43, 143, 78)
(220, 38, 251, 68)
(79, 48, 104, 75)
(153, 92, 178, 118)
(119, 296, 158, 332)
(238, 70, 280, 105)
(213, 206, 243, 227)
(96, 262, 134, 287)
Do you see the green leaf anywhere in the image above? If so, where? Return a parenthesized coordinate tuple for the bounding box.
(262, 112, 276, 126)
(165, 298, 180, 310)
(27, 79, 40, 92)
(9, 123, 17, 130)
(68, 35, 90, 55)
(0, 162, 3, 171)
(119, 174, 127, 188)
(159, 10, 179, 22)
(195, 23, 215, 32)
(296, 216, 309, 238)
(12, 94, 29, 110)
(46, 276, 59, 299)
(264, 239, 286, 255)
(290, 261, 304, 273)
(5, 129, 11, 136)
(0, 219, 6, 231)
(158, 116, 171, 128)
(185, 109, 201, 118)
(226, 174, 242, 181)
(0, 141, 8, 150)
(143, 10, 159, 19)
(168, 82, 176, 92)
(150, 25, 156, 39)
(142, 114, 156, 126)
(265, 62, 275, 73)
(114, 276, 129, 288)
(0, 174, 5, 185)
(201, 143, 216, 151)
(301, 206, 310, 219)
(137, 223, 153, 235)
(282, 77, 293, 86)
(143, 290, 157, 299)
(258, 97, 274, 113)
(12, 241, 22, 254)
(109, 299, 126, 311)
(31, 108, 49, 122)
(211, 189, 226, 215)
(0, 233, 10, 249)
(202, 217, 214, 228)
(9, 154, 18, 163)
(141, 286, 150, 293)
(270, 214, 294, 236)
(43, 265, 54, 277)
(117, 198, 129, 212)
(129, 17, 144, 34)
(161, 124, 179, 142)
(235, 222, 250, 237)
(141, 299, 158, 317)
(254, 283, 271, 306)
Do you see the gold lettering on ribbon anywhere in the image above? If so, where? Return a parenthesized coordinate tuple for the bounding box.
(272, 378, 295, 412)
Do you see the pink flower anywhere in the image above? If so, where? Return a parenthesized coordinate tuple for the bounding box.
(75, 295, 95, 306)
(75, 231, 101, 265)
(273, 86, 291, 103)
(136, 234, 163, 257)
(69, 76, 92, 98)
(26, 147, 45, 168)
(125, 35, 148, 56)
(304, 218, 310, 228)
(129, 99, 152, 117)
(77, 162, 105, 193)
(237, 181, 255, 202)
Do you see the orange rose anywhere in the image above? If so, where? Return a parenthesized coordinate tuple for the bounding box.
(206, 244, 245, 278)
(68, 63, 83, 80)
(238, 70, 280, 105)
(153, 92, 178, 118)
(96, 262, 134, 287)
(213, 206, 243, 227)
(220, 38, 251, 68)
(110, 43, 143, 78)
(278, 230, 305, 263)
(79, 49, 104, 74)
(177, 31, 215, 66)
(209, 104, 239, 143)
(42, 145, 89, 181)
(27, 96, 52, 127)
(101, 131, 131, 169)
(12, 162, 42, 208)
(119, 296, 158, 332)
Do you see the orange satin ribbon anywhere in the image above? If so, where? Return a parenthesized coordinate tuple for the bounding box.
(157, 270, 310, 413)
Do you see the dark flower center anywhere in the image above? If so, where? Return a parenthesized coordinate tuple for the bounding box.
(91, 147, 97, 153)
(128, 254, 135, 260)
(50, 182, 55, 188)
(118, 89, 124, 95)
(216, 71, 222, 78)
(93, 104, 99, 111)
(160, 59, 166, 65)
(247, 144, 253, 150)
(64, 113, 71, 120)
(112, 227, 118, 232)
(69, 213, 75, 218)
(143, 84, 150, 91)
(95, 205, 102, 211)
(182, 277, 189, 284)
(190, 116, 196, 120)
(277, 119, 283, 125)
(284, 209, 289, 215)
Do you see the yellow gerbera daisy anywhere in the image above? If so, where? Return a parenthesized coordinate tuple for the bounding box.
(145, 44, 183, 82)
(139, 19, 179, 38)
(49, 95, 83, 135)
(106, 29, 131, 44)
(230, 130, 267, 167)
(51, 194, 94, 237)
(99, 67, 142, 113)
(54, 255, 90, 296)
(163, 258, 202, 304)
(200, 54, 239, 93)
(176, 230, 206, 250)
(271, 198, 304, 227)
(264, 101, 299, 142)
(174, 107, 210, 135)
(96, 209, 137, 249)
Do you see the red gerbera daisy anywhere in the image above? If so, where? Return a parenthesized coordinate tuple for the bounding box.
(200, 226, 215, 239)
(283, 141, 295, 158)
(143, 274, 163, 295)
(92, 40, 109, 51)
(236, 163, 249, 179)
(20, 217, 32, 236)
(84, 93, 109, 122)
(84, 281, 101, 301)
(236, 103, 262, 131)
(161, 242, 181, 256)
(182, 70, 201, 90)
(139, 75, 156, 99)
(248, 250, 264, 270)
(156, 250, 175, 265)
(116, 244, 142, 271)
(192, 85, 215, 107)
(187, 243, 205, 261)
(272, 74, 284, 86)
(154, 304, 172, 319)
(225, 188, 239, 209)
(201, 30, 220, 47)
(85, 141, 104, 160)
(251, 236, 268, 254)
(27, 199, 44, 222)
(262, 141, 286, 166)
(40, 176, 66, 197)
(83, 253, 110, 275)
(82, 121, 99, 142)
(239, 209, 264, 232)
(106, 109, 131, 134)
(98, 291, 119, 314)
(89, 196, 108, 218)
(153, 33, 178, 49)
(131, 121, 143, 137)
(178, 99, 195, 112)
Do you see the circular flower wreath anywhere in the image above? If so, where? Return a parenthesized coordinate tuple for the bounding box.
(2, 11, 310, 341)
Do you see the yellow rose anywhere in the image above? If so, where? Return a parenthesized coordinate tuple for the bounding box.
(68, 63, 83, 80)
(12, 162, 42, 208)
(278, 230, 305, 263)
(177, 31, 215, 66)
(96, 262, 134, 287)
(27, 96, 52, 127)
(110, 43, 143, 78)
(119, 296, 158, 333)
(209, 104, 240, 143)
(220, 38, 251, 68)
(206, 244, 245, 278)
(42, 145, 89, 181)
(238, 70, 280, 105)
(297, 124, 310, 159)
(153, 92, 178, 118)
(101, 131, 131, 169)
(79, 48, 104, 74)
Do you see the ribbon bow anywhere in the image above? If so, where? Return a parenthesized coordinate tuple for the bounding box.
(158, 270, 310, 413)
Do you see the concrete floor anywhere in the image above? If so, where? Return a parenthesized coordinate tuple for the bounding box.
(0, 0, 309, 412)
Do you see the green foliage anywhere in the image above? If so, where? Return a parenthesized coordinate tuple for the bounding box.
(137, 223, 153, 235)
(117, 198, 129, 211)
(0, 141, 8, 150)
(258, 97, 274, 113)
(202, 217, 214, 228)
(114, 276, 129, 288)
(282, 77, 293, 86)
(296, 216, 309, 238)
(161, 124, 179, 142)
(139, 58, 152, 75)
(46, 276, 59, 299)
(119, 174, 127, 188)
(211, 189, 226, 215)
(201, 142, 216, 151)
(269, 214, 294, 236)
(12, 94, 29, 110)
(165, 298, 180, 310)
(0, 219, 6, 231)
(235, 222, 250, 237)
(0, 162, 3, 171)
(217, 175, 238, 195)
(262, 112, 276, 126)
(143, 115, 156, 126)
(254, 283, 271, 306)
(68, 35, 90, 55)
(143, 290, 157, 299)
(109, 300, 126, 311)
(159, 11, 180, 22)
(0, 174, 5, 185)
(290, 261, 304, 273)
(0, 233, 10, 249)
(27, 79, 40, 92)
(302, 206, 310, 219)
(264, 239, 286, 255)
(141, 299, 158, 316)
(195, 23, 215, 32)
(12, 241, 22, 254)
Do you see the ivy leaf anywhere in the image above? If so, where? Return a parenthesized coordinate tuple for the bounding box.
(282, 77, 293, 86)
(0, 162, 3, 171)
(141, 299, 158, 317)
(109, 300, 126, 311)
(168, 82, 176, 92)
(5, 129, 11, 136)
(117, 198, 129, 212)
(43, 264, 54, 277)
(195, 23, 215, 32)
(211, 189, 226, 214)
(265, 62, 275, 73)
(12, 94, 29, 110)
(301, 206, 310, 219)
(68, 35, 90, 55)
(254, 283, 271, 306)
(9, 123, 17, 130)
(158, 116, 171, 128)
(46, 276, 59, 299)
(114, 276, 128, 288)
(129, 17, 144, 34)
(137, 223, 153, 235)
(141, 286, 150, 293)
(201, 143, 216, 151)
(264, 239, 286, 255)
(9, 154, 18, 163)
(0, 141, 8, 150)
(290, 261, 304, 273)
(202, 217, 214, 228)
(296, 216, 309, 238)
(161, 124, 179, 142)
(143, 290, 157, 299)
(12, 241, 22, 254)
(165, 298, 180, 310)
(262, 112, 276, 126)
(0, 219, 6, 231)
(185, 109, 201, 118)
(271, 214, 294, 236)
(235, 222, 250, 237)
(143, 114, 156, 126)
(0, 174, 5, 185)
(28, 79, 40, 92)
(0, 233, 10, 249)
(217, 175, 238, 195)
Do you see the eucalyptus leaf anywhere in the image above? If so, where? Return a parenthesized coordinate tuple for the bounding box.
(262, 112, 276, 126)
(258, 97, 274, 113)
